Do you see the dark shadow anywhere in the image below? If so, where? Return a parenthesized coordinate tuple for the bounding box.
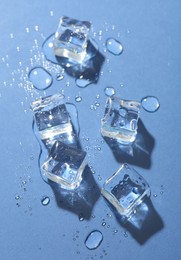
(104, 120, 155, 169)
(55, 40, 105, 81)
(49, 165, 100, 220)
(104, 197, 164, 245)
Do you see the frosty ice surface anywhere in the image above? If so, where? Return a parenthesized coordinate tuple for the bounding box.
(42, 141, 87, 189)
(31, 93, 77, 150)
(101, 96, 141, 144)
(54, 16, 91, 63)
(101, 164, 150, 220)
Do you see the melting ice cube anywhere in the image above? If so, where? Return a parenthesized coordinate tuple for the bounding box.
(54, 16, 91, 63)
(101, 96, 141, 144)
(31, 93, 78, 150)
(42, 141, 87, 189)
(101, 164, 150, 220)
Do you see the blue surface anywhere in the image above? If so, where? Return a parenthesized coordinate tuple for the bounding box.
(0, 1, 181, 259)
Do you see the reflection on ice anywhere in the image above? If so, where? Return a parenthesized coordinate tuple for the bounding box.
(102, 164, 163, 244)
(104, 120, 155, 169)
(42, 33, 104, 85)
(54, 16, 91, 63)
(101, 164, 151, 222)
(49, 166, 100, 219)
(42, 141, 87, 190)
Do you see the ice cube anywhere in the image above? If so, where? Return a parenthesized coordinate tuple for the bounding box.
(31, 93, 78, 150)
(101, 96, 141, 144)
(101, 164, 150, 220)
(54, 16, 91, 63)
(42, 141, 87, 189)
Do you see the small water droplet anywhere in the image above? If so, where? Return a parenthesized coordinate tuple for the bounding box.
(50, 11, 54, 16)
(79, 214, 84, 221)
(113, 229, 118, 234)
(75, 95, 82, 102)
(141, 96, 160, 113)
(153, 194, 157, 198)
(15, 195, 20, 200)
(102, 222, 106, 227)
(26, 27, 30, 33)
(41, 196, 50, 206)
(124, 231, 128, 237)
(56, 74, 64, 81)
(85, 230, 103, 250)
(104, 87, 115, 97)
(10, 33, 14, 39)
(28, 66, 53, 90)
(106, 38, 123, 55)
(34, 25, 39, 32)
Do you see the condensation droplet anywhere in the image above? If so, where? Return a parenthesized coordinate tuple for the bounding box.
(28, 66, 53, 90)
(75, 78, 95, 88)
(104, 87, 115, 97)
(34, 25, 39, 32)
(141, 96, 160, 113)
(15, 195, 20, 200)
(41, 196, 50, 206)
(79, 214, 84, 221)
(106, 38, 123, 55)
(75, 95, 82, 102)
(85, 230, 103, 250)
(56, 74, 64, 81)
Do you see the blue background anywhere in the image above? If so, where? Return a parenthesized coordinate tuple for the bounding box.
(0, 1, 181, 259)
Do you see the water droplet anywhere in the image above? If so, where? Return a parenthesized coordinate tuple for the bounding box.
(41, 196, 50, 206)
(56, 74, 64, 81)
(102, 222, 106, 227)
(113, 229, 118, 234)
(10, 33, 14, 39)
(104, 87, 115, 97)
(50, 11, 54, 16)
(141, 96, 160, 113)
(26, 27, 30, 33)
(119, 108, 127, 117)
(34, 25, 39, 32)
(123, 231, 128, 238)
(79, 214, 84, 221)
(106, 38, 123, 55)
(75, 95, 82, 102)
(85, 230, 103, 250)
(15, 195, 20, 200)
(153, 194, 157, 198)
(28, 66, 53, 90)
(75, 78, 95, 88)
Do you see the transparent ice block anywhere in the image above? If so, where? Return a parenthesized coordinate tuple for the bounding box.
(42, 141, 87, 189)
(101, 164, 150, 220)
(101, 96, 141, 144)
(31, 93, 78, 150)
(54, 16, 91, 63)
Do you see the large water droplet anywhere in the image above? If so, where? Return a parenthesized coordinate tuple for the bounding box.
(41, 196, 50, 206)
(85, 230, 103, 250)
(104, 87, 115, 97)
(28, 67, 53, 90)
(106, 38, 123, 55)
(141, 96, 160, 113)
(75, 77, 96, 88)
(42, 34, 58, 64)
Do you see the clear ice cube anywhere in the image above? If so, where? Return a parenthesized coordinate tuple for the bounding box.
(54, 16, 91, 63)
(101, 164, 150, 220)
(42, 141, 87, 189)
(31, 93, 78, 150)
(101, 96, 141, 144)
